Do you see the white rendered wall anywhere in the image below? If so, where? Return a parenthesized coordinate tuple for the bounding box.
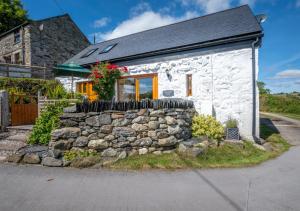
(122, 45, 258, 140)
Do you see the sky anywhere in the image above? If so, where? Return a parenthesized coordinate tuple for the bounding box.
(21, 0, 300, 93)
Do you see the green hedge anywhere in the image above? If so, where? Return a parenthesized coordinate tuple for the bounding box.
(260, 94, 300, 114)
(0, 77, 61, 96)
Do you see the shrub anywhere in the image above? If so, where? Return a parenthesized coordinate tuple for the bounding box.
(225, 118, 238, 128)
(28, 101, 68, 145)
(260, 94, 300, 114)
(64, 150, 98, 161)
(192, 115, 224, 141)
(0, 77, 61, 96)
(89, 62, 128, 100)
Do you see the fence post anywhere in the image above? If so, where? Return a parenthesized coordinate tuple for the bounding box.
(38, 90, 41, 116)
(43, 63, 46, 80)
(6, 64, 9, 77)
(0, 91, 9, 132)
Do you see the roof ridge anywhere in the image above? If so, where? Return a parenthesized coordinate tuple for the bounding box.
(92, 5, 250, 46)
(34, 13, 69, 22)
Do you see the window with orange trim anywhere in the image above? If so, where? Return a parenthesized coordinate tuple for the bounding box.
(117, 74, 158, 101)
(186, 74, 192, 96)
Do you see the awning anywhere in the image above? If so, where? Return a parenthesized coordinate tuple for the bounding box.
(54, 62, 91, 77)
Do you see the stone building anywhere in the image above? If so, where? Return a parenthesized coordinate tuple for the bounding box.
(64, 5, 264, 141)
(0, 14, 90, 75)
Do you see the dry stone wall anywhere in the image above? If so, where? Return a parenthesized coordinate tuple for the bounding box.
(50, 108, 196, 159)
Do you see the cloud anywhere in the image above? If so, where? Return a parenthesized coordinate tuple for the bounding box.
(268, 53, 300, 72)
(295, 80, 300, 85)
(180, 0, 232, 13)
(239, 0, 256, 6)
(95, 10, 198, 41)
(274, 69, 300, 79)
(93, 17, 110, 28)
(130, 2, 152, 16)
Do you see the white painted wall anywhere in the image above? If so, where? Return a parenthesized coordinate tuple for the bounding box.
(122, 44, 259, 140)
(56, 43, 260, 140)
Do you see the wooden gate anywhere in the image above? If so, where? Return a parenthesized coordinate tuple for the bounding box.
(11, 94, 38, 126)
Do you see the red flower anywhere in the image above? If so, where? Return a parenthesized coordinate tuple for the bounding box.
(106, 64, 118, 69)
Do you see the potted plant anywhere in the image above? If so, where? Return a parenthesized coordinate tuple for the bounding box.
(225, 118, 239, 140)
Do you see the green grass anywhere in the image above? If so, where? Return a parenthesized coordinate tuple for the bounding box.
(279, 113, 300, 121)
(109, 123, 290, 170)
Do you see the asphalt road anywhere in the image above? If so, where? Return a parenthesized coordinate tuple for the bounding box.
(0, 115, 299, 211)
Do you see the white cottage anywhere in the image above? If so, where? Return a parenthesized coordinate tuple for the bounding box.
(62, 5, 264, 141)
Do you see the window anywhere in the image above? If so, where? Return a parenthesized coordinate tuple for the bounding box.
(186, 74, 192, 96)
(99, 44, 117, 54)
(14, 53, 22, 64)
(118, 74, 158, 101)
(80, 48, 98, 58)
(3, 55, 12, 64)
(14, 31, 21, 43)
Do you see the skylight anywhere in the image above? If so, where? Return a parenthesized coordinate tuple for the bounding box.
(81, 48, 98, 58)
(99, 44, 117, 54)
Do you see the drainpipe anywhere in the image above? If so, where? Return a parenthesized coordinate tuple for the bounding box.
(251, 37, 260, 142)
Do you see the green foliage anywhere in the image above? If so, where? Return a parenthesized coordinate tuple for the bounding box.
(64, 150, 98, 161)
(90, 62, 127, 100)
(0, 77, 61, 96)
(260, 94, 300, 114)
(258, 81, 270, 95)
(0, 0, 28, 34)
(28, 102, 68, 145)
(225, 118, 238, 128)
(192, 115, 224, 140)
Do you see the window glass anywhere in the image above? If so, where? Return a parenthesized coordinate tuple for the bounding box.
(99, 44, 117, 54)
(14, 31, 20, 43)
(83, 83, 87, 93)
(118, 78, 136, 101)
(187, 74, 192, 96)
(14, 53, 21, 64)
(139, 78, 153, 100)
(81, 48, 98, 58)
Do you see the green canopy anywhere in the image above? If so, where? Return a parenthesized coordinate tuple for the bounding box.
(54, 62, 91, 77)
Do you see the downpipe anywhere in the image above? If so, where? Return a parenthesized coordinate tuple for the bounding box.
(251, 38, 260, 142)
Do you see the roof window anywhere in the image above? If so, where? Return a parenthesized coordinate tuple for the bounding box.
(99, 44, 117, 54)
(81, 48, 98, 58)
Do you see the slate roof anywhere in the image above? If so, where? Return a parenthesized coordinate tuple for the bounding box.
(66, 5, 263, 65)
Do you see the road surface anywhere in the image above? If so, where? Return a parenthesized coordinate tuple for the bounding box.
(0, 114, 299, 211)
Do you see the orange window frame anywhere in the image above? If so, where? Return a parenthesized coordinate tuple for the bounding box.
(76, 81, 98, 101)
(186, 74, 192, 96)
(118, 73, 158, 101)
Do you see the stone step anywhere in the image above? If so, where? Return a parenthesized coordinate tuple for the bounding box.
(6, 125, 33, 136)
(0, 139, 27, 151)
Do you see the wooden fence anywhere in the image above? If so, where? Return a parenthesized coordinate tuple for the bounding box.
(38, 94, 79, 116)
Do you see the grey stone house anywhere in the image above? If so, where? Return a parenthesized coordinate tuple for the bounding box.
(0, 14, 90, 73)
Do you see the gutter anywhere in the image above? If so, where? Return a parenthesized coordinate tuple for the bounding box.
(251, 37, 260, 142)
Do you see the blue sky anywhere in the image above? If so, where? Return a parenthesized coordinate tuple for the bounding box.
(21, 0, 300, 93)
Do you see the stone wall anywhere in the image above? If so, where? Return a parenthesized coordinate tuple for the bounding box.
(30, 15, 90, 69)
(0, 26, 29, 64)
(0, 14, 90, 78)
(50, 108, 196, 159)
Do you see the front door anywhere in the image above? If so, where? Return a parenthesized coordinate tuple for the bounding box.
(117, 74, 158, 101)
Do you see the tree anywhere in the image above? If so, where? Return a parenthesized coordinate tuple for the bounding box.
(0, 0, 28, 34)
(257, 81, 270, 95)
